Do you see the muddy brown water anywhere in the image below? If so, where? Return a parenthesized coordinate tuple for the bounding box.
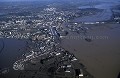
(61, 24, 120, 78)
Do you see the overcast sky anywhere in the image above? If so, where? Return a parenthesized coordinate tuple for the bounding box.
(1, 0, 36, 1)
(1, 0, 120, 2)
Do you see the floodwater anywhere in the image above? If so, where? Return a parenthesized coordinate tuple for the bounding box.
(75, 1, 120, 23)
(61, 24, 120, 78)
(0, 38, 26, 70)
(72, 9, 112, 23)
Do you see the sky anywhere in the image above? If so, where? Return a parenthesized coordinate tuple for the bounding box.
(1, 0, 35, 1)
(0, 0, 120, 2)
(0, 0, 44, 2)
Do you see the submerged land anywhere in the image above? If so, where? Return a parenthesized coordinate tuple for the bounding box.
(0, 0, 120, 78)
